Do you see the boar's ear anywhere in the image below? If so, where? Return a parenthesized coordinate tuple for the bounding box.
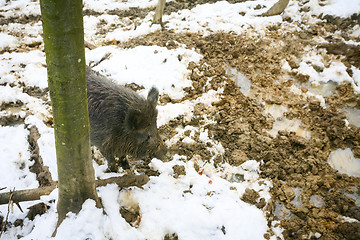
(126, 109, 143, 130)
(147, 87, 159, 107)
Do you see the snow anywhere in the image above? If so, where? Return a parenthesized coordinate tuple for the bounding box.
(0, 125, 36, 190)
(164, 1, 283, 35)
(0, 33, 19, 50)
(320, 0, 360, 18)
(4, 22, 43, 47)
(122, 159, 268, 240)
(54, 200, 109, 240)
(0, 85, 51, 123)
(84, 0, 159, 12)
(0, 50, 47, 88)
(1, 0, 360, 239)
(351, 66, 360, 93)
(105, 15, 161, 42)
(0, 0, 40, 17)
(341, 107, 360, 128)
(267, 117, 312, 140)
(264, 104, 289, 120)
(328, 148, 360, 178)
(157, 89, 221, 126)
(86, 45, 202, 99)
(297, 58, 360, 94)
(287, 0, 360, 20)
(226, 67, 251, 96)
(265, 103, 311, 139)
(1, 158, 272, 240)
(309, 195, 325, 208)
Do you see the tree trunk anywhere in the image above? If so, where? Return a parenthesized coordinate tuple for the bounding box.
(39, 0, 101, 235)
(153, 0, 166, 25)
(261, 0, 290, 16)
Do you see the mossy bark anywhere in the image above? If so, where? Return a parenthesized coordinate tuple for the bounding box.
(40, 0, 100, 234)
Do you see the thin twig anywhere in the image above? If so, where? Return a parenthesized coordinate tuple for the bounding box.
(15, 202, 23, 213)
(0, 188, 15, 238)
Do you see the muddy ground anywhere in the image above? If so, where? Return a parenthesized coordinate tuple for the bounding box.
(1, 0, 360, 239)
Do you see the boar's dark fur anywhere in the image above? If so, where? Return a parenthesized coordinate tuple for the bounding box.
(86, 67, 166, 169)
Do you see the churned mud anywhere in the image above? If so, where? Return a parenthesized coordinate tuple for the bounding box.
(115, 13, 360, 240)
(1, 0, 359, 239)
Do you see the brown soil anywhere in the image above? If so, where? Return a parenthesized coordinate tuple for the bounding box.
(28, 125, 53, 187)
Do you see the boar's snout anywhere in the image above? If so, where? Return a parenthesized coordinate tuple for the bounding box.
(151, 137, 168, 160)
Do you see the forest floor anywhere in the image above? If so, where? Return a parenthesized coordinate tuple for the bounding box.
(1, 0, 360, 239)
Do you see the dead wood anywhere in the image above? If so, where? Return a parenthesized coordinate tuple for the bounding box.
(0, 174, 149, 205)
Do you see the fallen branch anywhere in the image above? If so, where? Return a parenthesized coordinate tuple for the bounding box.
(0, 174, 149, 205)
(96, 175, 150, 188)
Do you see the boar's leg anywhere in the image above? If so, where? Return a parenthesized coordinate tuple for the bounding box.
(118, 157, 130, 170)
(102, 153, 118, 172)
(102, 152, 130, 172)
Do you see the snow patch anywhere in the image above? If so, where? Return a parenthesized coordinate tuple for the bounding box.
(87, 45, 202, 99)
(328, 148, 360, 177)
(0, 125, 37, 190)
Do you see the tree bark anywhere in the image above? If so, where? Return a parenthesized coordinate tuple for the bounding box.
(153, 0, 166, 25)
(0, 175, 150, 205)
(39, 0, 100, 234)
(261, 0, 290, 16)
